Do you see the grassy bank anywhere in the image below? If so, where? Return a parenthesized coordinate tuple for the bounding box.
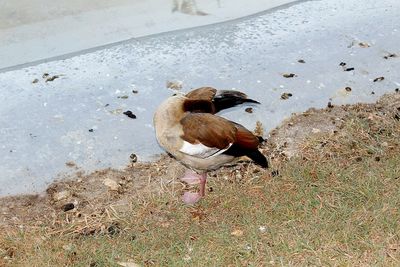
(1, 93, 399, 266)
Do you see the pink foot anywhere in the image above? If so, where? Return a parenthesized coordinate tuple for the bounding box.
(182, 192, 202, 205)
(180, 170, 201, 185)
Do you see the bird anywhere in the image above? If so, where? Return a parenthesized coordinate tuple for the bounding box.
(153, 87, 268, 204)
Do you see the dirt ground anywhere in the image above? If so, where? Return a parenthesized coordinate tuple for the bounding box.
(1, 91, 399, 231)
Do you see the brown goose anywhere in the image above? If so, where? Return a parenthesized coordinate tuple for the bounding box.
(153, 87, 268, 204)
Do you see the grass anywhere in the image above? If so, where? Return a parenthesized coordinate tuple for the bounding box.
(1, 102, 400, 266)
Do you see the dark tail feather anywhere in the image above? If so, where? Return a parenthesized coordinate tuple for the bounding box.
(245, 150, 269, 168)
(223, 145, 269, 168)
(213, 90, 260, 113)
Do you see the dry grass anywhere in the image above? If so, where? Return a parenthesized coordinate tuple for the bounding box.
(1, 93, 399, 266)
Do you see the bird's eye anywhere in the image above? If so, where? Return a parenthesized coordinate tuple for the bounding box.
(172, 93, 177, 96)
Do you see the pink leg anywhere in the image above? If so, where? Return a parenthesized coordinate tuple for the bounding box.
(182, 173, 207, 205)
(180, 170, 202, 185)
(199, 173, 206, 197)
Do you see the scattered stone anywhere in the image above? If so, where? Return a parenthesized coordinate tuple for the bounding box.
(383, 53, 397, 59)
(62, 203, 75, 212)
(45, 75, 60, 82)
(32, 78, 39, 84)
(373, 77, 385, 82)
(358, 42, 370, 48)
(297, 59, 306, 63)
(395, 88, 399, 93)
(132, 90, 139, 94)
(259, 226, 268, 233)
(327, 102, 334, 108)
(117, 95, 129, 99)
(245, 107, 253, 113)
(345, 87, 352, 92)
(339, 62, 347, 66)
(231, 229, 243, 237)
(103, 178, 120, 191)
(42, 73, 49, 78)
(110, 109, 123, 115)
(281, 93, 293, 100)
(371, 91, 375, 95)
(166, 80, 183, 90)
(283, 73, 297, 78)
(104, 104, 110, 107)
(65, 161, 76, 167)
(88, 129, 94, 132)
(53, 190, 71, 201)
(344, 67, 355, 71)
(123, 110, 136, 119)
(130, 153, 138, 163)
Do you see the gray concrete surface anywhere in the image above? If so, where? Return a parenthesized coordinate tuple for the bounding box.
(0, 0, 294, 70)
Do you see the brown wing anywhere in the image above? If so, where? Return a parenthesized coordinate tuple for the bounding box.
(234, 124, 260, 150)
(185, 87, 217, 101)
(180, 113, 236, 149)
(180, 113, 260, 150)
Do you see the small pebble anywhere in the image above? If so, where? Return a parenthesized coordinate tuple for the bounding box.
(245, 107, 253, 113)
(297, 59, 306, 63)
(62, 203, 75, 212)
(344, 67, 355, 71)
(339, 62, 346, 66)
(166, 80, 183, 90)
(103, 178, 120, 191)
(88, 129, 94, 132)
(395, 88, 399, 93)
(373, 77, 385, 82)
(259, 226, 268, 233)
(327, 102, 334, 108)
(383, 53, 397, 59)
(53, 190, 71, 201)
(118, 95, 129, 99)
(283, 73, 297, 78)
(280, 93, 292, 100)
(123, 110, 136, 119)
(130, 153, 138, 163)
(45, 75, 59, 82)
(358, 42, 370, 48)
(32, 78, 39, 84)
(345, 87, 352, 92)
(132, 90, 139, 94)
